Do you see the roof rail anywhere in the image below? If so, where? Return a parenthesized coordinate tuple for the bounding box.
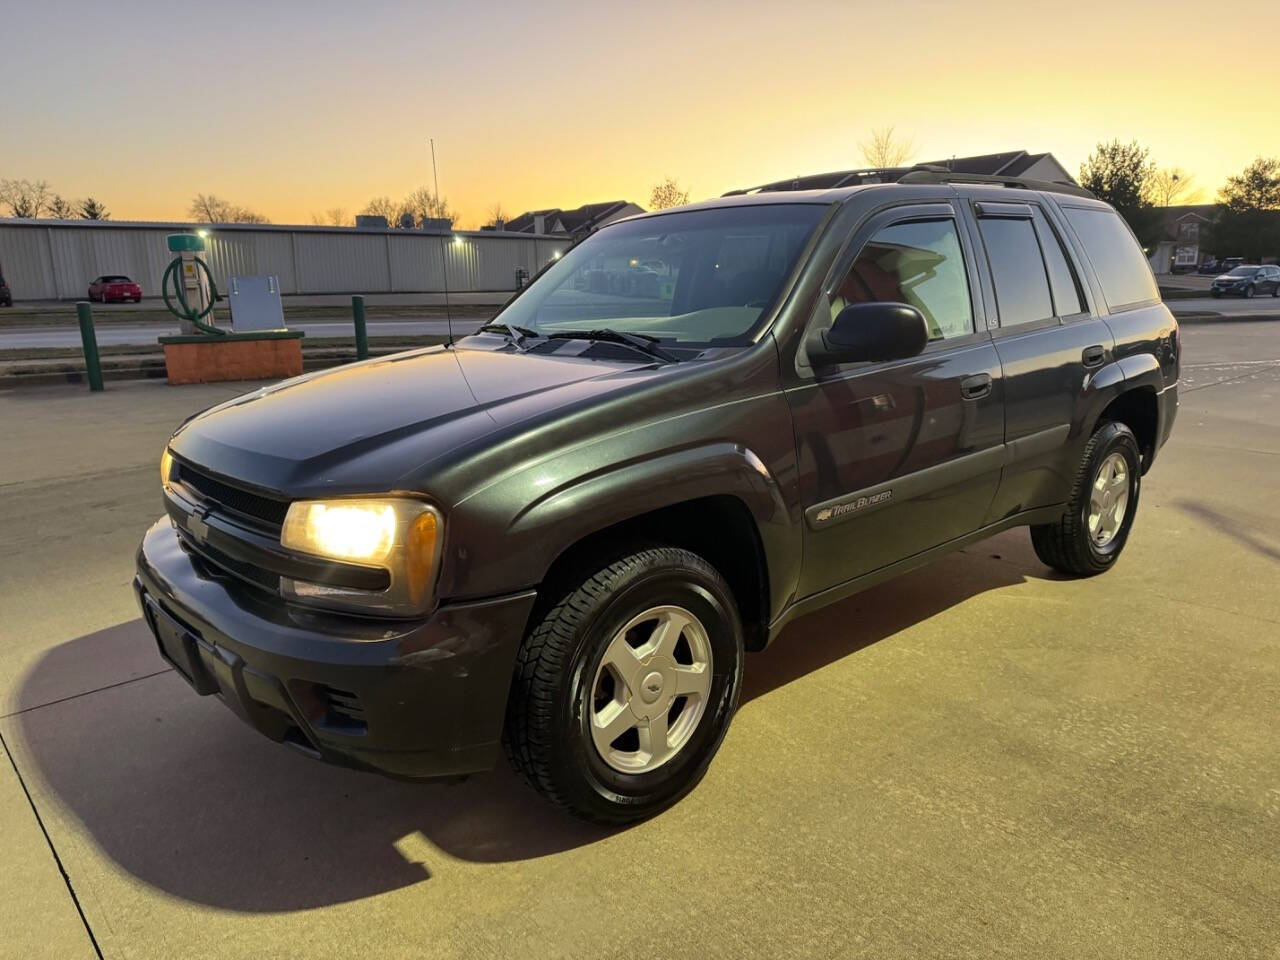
(724, 165, 1095, 200)
(722, 167, 917, 196)
(897, 169, 1096, 199)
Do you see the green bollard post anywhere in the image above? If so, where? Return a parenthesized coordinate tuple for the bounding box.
(77, 301, 104, 392)
(352, 295, 369, 361)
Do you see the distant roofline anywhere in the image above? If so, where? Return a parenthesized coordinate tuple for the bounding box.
(0, 217, 566, 240)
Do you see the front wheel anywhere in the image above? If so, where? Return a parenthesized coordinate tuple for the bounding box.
(1030, 421, 1142, 577)
(1244, 284, 1256, 299)
(504, 547, 744, 823)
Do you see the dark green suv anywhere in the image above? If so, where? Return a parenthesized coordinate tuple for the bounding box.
(136, 169, 1179, 823)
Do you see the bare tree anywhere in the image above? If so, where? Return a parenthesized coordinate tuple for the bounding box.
(1146, 167, 1200, 207)
(403, 187, 458, 227)
(360, 195, 404, 226)
(190, 193, 232, 222)
(325, 207, 350, 227)
(649, 176, 690, 210)
(47, 195, 77, 219)
(859, 126, 916, 168)
(484, 202, 507, 229)
(79, 197, 109, 220)
(188, 193, 267, 223)
(0, 178, 53, 218)
(231, 207, 270, 224)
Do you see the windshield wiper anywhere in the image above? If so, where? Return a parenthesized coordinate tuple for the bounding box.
(478, 321, 538, 351)
(540, 328, 679, 363)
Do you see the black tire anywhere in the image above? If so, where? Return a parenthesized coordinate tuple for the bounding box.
(1030, 421, 1142, 577)
(1271, 285, 1278, 298)
(1244, 284, 1255, 299)
(1210, 289, 1221, 299)
(504, 547, 744, 824)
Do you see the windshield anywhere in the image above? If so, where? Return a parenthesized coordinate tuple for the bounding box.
(1225, 266, 1259, 276)
(495, 204, 827, 346)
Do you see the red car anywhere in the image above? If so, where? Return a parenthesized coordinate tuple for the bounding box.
(88, 274, 143, 303)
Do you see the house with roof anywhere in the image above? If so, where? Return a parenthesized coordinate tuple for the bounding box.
(725, 150, 1078, 195)
(918, 150, 1075, 184)
(1148, 204, 1219, 273)
(502, 200, 644, 239)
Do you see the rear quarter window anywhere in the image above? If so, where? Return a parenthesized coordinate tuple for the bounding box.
(1062, 207, 1158, 309)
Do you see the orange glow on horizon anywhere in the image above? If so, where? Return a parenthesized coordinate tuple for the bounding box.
(3, 0, 1277, 229)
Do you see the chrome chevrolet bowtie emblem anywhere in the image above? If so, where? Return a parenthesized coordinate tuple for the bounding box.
(186, 510, 210, 543)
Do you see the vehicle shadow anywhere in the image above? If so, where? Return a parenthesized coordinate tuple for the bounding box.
(1173, 499, 1280, 563)
(11, 533, 1036, 912)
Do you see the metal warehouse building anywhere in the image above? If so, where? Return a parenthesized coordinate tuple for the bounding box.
(0, 219, 571, 301)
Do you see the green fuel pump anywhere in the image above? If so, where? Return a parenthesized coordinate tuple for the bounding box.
(161, 233, 224, 336)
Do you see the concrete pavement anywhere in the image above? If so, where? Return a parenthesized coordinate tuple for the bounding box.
(1, 323, 1277, 958)
(2, 292, 509, 315)
(1172, 295, 1280, 316)
(0, 318, 487, 350)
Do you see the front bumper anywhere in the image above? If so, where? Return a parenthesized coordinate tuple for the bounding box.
(135, 518, 536, 779)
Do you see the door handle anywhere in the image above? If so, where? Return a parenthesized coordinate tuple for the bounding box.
(960, 373, 992, 400)
(1082, 345, 1106, 368)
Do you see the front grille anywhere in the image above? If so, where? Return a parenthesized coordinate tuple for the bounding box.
(175, 462, 289, 529)
(181, 532, 281, 593)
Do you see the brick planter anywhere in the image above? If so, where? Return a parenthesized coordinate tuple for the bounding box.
(158, 331, 306, 385)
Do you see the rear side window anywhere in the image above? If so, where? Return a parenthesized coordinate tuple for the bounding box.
(1032, 209, 1084, 316)
(1063, 207, 1159, 308)
(978, 217, 1053, 326)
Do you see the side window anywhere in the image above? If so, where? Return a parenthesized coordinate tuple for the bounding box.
(978, 216, 1053, 326)
(829, 218, 973, 340)
(1031, 209, 1085, 316)
(1062, 206, 1159, 309)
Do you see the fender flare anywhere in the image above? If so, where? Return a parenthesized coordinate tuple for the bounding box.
(442, 442, 798, 617)
(1081, 352, 1162, 436)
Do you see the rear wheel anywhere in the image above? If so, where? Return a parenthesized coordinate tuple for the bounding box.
(504, 547, 744, 823)
(1030, 421, 1141, 577)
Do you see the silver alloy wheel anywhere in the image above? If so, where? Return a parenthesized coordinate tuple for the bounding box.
(588, 605, 713, 774)
(1088, 451, 1130, 547)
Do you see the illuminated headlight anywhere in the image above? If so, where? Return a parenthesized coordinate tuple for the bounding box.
(280, 498, 443, 616)
(161, 448, 174, 490)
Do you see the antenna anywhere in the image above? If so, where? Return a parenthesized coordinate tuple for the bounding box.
(431, 137, 454, 347)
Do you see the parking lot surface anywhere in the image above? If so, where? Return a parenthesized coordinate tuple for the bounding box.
(1, 319, 1277, 959)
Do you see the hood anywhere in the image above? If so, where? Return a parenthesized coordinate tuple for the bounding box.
(1214, 274, 1245, 282)
(169, 345, 657, 496)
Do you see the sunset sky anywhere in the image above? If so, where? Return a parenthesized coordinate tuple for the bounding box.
(5, 0, 1278, 229)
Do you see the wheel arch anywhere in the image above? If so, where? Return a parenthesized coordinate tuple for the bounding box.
(536, 494, 775, 651)
(1092, 381, 1160, 473)
(480, 442, 795, 652)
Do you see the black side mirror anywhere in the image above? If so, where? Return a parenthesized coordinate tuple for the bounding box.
(807, 301, 930, 366)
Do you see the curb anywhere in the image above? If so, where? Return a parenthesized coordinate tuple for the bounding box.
(1171, 312, 1280, 325)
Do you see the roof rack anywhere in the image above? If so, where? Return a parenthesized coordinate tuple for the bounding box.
(722, 167, 915, 196)
(723, 165, 1095, 200)
(897, 168, 1096, 199)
